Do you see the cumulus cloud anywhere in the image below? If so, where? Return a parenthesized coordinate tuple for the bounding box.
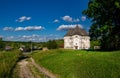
(73, 18, 80, 22)
(5, 36, 14, 41)
(3, 33, 62, 42)
(17, 34, 61, 42)
(3, 27, 14, 31)
(53, 19, 60, 23)
(24, 26, 44, 31)
(57, 24, 83, 31)
(81, 16, 86, 21)
(15, 26, 44, 31)
(62, 15, 73, 22)
(62, 15, 80, 23)
(16, 16, 31, 22)
(15, 27, 24, 31)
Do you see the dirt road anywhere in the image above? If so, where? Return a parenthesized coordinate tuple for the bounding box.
(17, 58, 57, 78)
(18, 59, 35, 78)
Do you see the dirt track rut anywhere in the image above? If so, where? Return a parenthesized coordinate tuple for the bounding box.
(17, 58, 57, 78)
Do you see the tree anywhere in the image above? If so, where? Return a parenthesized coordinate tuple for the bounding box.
(0, 40, 5, 51)
(83, 0, 120, 50)
(47, 40, 58, 49)
(90, 40, 101, 49)
(55, 39, 64, 48)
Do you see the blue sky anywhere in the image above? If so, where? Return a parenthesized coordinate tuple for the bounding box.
(0, 0, 91, 42)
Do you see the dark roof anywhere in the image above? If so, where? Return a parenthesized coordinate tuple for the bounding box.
(65, 26, 89, 36)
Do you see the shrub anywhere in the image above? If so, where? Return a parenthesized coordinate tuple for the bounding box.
(46, 40, 58, 49)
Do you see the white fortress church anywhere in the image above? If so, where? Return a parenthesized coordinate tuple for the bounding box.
(64, 26, 90, 50)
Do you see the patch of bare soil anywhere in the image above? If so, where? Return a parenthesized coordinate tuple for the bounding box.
(30, 58, 57, 78)
(17, 58, 57, 78)
(18, 59, 35, 78)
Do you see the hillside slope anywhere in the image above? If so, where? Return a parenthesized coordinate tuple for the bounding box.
(32, 49, 120, 78)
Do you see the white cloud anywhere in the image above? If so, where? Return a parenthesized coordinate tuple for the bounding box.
(5, 36, 14, 41)
(62, 15, 80, 23)
(17, 34, 61, 42)
(3, 27, 14, 31)
(62, 15, 73, 22)
(25, 26, 44, 31)
(81, 16, 86, 21)
(32, 34, 40, 38)
(26, 17, 31, 20)
(53, 19, 59, 23)
(22, 35, 32, 39)
(73, 18, 80, 22)
(15, 26, 44, 31)
(3, 34, 62, 42)
(15, 27, 24, 31)
(16, 16, 31, 22)
(57, 24, 83, 31)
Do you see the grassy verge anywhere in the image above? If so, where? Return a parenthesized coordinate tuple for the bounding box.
(12, 62, 20, 78)
(0, 50, 21, 78)
(32, 49, 120, 78)
(28, 61, 49, 78)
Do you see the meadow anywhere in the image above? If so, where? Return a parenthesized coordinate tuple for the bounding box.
(32, 49, 120, 78)
(0, 50, 21, 78)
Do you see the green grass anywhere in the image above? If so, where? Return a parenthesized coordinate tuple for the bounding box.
(28, 61, 49, 78)
(0, 50, 21, 78)
(32, 49, 120, 78)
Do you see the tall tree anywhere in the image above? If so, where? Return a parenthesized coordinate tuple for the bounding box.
(0, 40, 5, 51)
(83, 0, 120, 50)
(47, 40, 58, 49)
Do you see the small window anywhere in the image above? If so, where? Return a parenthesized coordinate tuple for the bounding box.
(70, 37, 72, 39)
(76, 43, 77, 45)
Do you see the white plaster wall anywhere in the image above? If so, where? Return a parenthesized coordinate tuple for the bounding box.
(64, 35, 90, 50)
(64, 36, 73, 49)
(72, 35, 80, 49)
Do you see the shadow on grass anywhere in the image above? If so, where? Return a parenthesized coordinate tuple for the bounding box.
(87, 48, 120, 52)
(9, 53, 30, 78)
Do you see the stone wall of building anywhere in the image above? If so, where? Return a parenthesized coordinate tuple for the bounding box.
(64, 35, 90, 50)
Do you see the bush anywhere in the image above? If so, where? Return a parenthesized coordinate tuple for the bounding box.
(46, 40, 58, 49)
(0, 41, 5, 51)
(90, 40, 101, 49)
(0, 51, 21, 78)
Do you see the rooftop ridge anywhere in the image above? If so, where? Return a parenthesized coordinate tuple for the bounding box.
(65, 26, 88, 36)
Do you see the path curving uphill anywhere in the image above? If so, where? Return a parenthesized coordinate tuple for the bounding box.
(30, 58, 57, 78)
(18, 59, 34, 78)
(16, 57, 57, 78)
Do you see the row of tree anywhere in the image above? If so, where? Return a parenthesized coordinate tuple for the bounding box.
(0, 39, 64, 51)
(83, 0, 120, 50)
(42, 39, 64, 49)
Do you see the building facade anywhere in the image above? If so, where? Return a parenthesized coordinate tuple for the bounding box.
(64, 26, 90, 50)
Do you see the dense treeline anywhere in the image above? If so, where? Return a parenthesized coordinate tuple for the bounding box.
(41, 39, 64, 49)
(83, 0, 120, 50)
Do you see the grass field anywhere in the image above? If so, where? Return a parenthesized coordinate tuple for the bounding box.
(0, 50, 21, 78)
(32, 49, 120, 78)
